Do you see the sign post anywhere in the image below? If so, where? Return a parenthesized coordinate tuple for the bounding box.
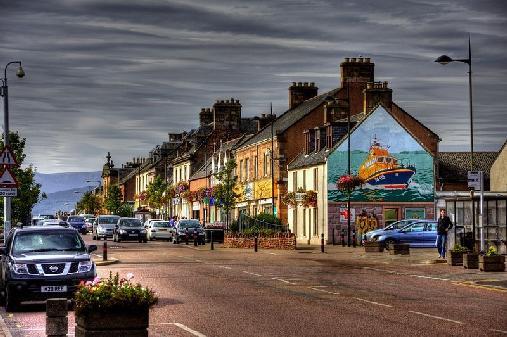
(0, 146, 19, 240)
(468, 171, 484, 252)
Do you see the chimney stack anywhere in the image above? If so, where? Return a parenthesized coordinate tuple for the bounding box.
(289, 81, 318, 109)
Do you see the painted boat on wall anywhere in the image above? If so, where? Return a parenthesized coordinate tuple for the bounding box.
(358, 138, 416, 189)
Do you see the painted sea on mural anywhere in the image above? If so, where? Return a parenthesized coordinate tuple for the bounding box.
(327, 106, 434, 202)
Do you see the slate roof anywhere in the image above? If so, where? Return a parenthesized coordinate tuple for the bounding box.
(239, 88, 340, 148)
(287, 148, 328, 171)
(438, 152, 499, 182)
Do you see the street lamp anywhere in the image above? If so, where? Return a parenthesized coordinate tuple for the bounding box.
(435, 36, 474, 170)
(1, 61, 25, 240)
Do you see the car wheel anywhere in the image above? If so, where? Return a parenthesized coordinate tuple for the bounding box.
(143, 239, 147, 243)
(384, 239, 396, 249)
(5, 287, 18, 312)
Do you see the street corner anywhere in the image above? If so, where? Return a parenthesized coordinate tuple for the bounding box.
(453, 279, 507, 293)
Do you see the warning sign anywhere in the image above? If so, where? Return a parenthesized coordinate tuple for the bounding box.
(0, 167, 19, 188)
(0, 147, 18, 166)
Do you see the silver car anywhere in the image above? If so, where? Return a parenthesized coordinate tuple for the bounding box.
(146, 220, 175, 241)
(92, 215, 120, 240)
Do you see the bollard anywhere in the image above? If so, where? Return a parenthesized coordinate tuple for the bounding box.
(254, 235, 258, 252)
(46, 298, 68, 337)
(341, 229, 345, 247)
(352, 229, 356, 248)
(193, 229, 198, 246)
(210, 230, 214, 250)
(321, 233, 325, 253)
(102, 241, 107, 261)
(332, 228, 335, 246)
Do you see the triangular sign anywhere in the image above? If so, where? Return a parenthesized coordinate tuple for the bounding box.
(0, 167, 19, 188)
(0, 146, 18, 166)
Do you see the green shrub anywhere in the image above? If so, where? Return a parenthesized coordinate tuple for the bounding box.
(254, 213, 282, 226)
(229, 220, 239, 232)
(485, 246, 498, 256)
(451, 243, 468, 253)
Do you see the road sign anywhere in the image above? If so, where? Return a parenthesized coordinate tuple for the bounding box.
(467, 171, 482, 190)
(0, 188, 17, 197)
(0, 146, 18, 166)
(339, 208, 356, 222)
(0, 167, 19, 188)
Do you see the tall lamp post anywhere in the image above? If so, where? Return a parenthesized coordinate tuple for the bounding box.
(435, 35, 477, 249)
(435, 36, 474, 170)
(1, 61, 25, 240)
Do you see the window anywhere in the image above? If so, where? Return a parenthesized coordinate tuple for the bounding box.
(292, 209, 297, 236)
(303, 170, 306, 190)
(313, 168, 318, 191)
(292, 172, 297, 192)
(313, 208, 318, 236)
(245, 158, 250, 181)
(239, 160, 243, 181)
(302, 209, 306, 236)
(264, 152, 270, 176)
(254, 156, 258, 179)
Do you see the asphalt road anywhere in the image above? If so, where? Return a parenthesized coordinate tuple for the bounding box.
(1, 235, 506, 337)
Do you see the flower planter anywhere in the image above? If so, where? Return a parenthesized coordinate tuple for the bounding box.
(388, 243, 410, 255)
(447, 250, 466, 266)
(463, 252, 479, 269)
(479, 255, 505, 272)
(364, 241, 384, 253)
(75, 307, 149, 337)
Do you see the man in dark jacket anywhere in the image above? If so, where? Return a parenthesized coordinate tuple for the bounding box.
(437, 209, 453, 258)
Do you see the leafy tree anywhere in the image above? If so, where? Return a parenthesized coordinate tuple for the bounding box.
(76, 191, 102, 215)
(104, 185, 122, 215)
(213, 159, 239, 228)
(0, 132, 45, 225)
(117, 202, 134, 217)
(145, 176, 168, 214)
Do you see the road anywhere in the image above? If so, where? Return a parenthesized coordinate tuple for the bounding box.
(1, 235, 506, 337)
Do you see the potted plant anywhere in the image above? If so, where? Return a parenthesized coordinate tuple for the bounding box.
(302, 190, 317, 208)
(448, 243, 468, 266)
(479, 246, 505, 272)
(463, 250, 479, 269)
(75, 272, 158, 337)
(336, 174, 363, 191)
(282, 192, 297, 208)
(364, 240, 384, 253)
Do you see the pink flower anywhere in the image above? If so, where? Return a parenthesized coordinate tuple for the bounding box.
(92, 276, 101, 286)
(126, 273, 134, 281)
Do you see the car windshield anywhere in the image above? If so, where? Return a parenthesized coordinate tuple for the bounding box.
(120, 219, 142, 227)
(12, 231, 85, 254)
(68, 216, 84, 222)
(153, 221, 171, 228)
(178, 220, 201, 229)
(99, 217, 120, 224)
(386, 220, 410, 230)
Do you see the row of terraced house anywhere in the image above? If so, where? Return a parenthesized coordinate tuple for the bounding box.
(99, 56, 507, 250)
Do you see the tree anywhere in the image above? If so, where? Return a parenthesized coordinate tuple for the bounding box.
(116, 202, 133, 217)
(104, 185, 122, 215)
(145, 176, 168, 215)
(0, 132, 45, 225)
(76, 191, 102, 215)
(213, 159, 239, 228)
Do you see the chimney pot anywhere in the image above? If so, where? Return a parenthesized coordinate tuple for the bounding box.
(303, 82, 308, 86)
(359, 57, 364, 62)
(201, 108, 205, 112)
(367, 82, 373, 89)
(383, 81, 388, 88)
(298, 82, 302, 86)
(292, 81, 296, 86)
(310, 82, 315, 87)
(365, 57, 371, 63)
(344, 57, 350, 62)
(351, 57, 356, 62)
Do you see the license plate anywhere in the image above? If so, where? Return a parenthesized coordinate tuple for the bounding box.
(129, 234, 138, 237)
(41, 285, 67, 293)
(159, 229, 167, 231)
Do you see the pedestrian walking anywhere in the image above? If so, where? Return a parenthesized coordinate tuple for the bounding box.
(436, 208, 453, 259)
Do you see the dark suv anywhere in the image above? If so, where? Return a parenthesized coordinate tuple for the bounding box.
(0, 226, 97, 311)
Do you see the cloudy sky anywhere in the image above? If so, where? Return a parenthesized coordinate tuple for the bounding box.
(1, 0, 506, 173)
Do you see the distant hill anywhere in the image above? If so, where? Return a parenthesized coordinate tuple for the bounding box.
(32, 186, 93, 216)
(35, 171, 101, 194)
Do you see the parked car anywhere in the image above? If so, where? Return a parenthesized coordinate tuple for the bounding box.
(0, 226, 97, 311)
(40, 219, 69, 227)
(146, 220, 175, 241)
(112, 218, 147, 243)
(84, 217, 95, 232)
(174, 219, 205, 244)
(364, 219, 421, 241)
(67, 216, 87, 234)
(376, 220, 438, 248)
(92, 215, 120, 240)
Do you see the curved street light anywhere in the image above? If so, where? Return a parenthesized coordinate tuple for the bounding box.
(435, 36, 473, 170)
(1, 61, 25, 240)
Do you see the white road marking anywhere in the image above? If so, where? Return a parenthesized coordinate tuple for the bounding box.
(354, 297, 393, 308)
(195, 259, 202, 262)
(272, 277, 296, 285)
(310, 287, 340, 295)
(242, 271, 263, 277)
(408, 311, 463, 324)
(269, 252, 278, 255)
(218, 265, 232, 269)
(156, 323, 207, 337)
(490, 329, 507, 334)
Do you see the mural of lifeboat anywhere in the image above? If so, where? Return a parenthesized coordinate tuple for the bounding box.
(358, 138, 416, 189)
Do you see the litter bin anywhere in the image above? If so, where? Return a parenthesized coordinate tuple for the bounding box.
(205, 229, 224, 243)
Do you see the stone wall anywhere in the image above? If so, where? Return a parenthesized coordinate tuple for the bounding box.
(224, 234, 296, 250)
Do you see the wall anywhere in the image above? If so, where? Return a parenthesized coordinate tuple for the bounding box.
(491, 144, 507, 191)
(224, 234, 296, 250)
